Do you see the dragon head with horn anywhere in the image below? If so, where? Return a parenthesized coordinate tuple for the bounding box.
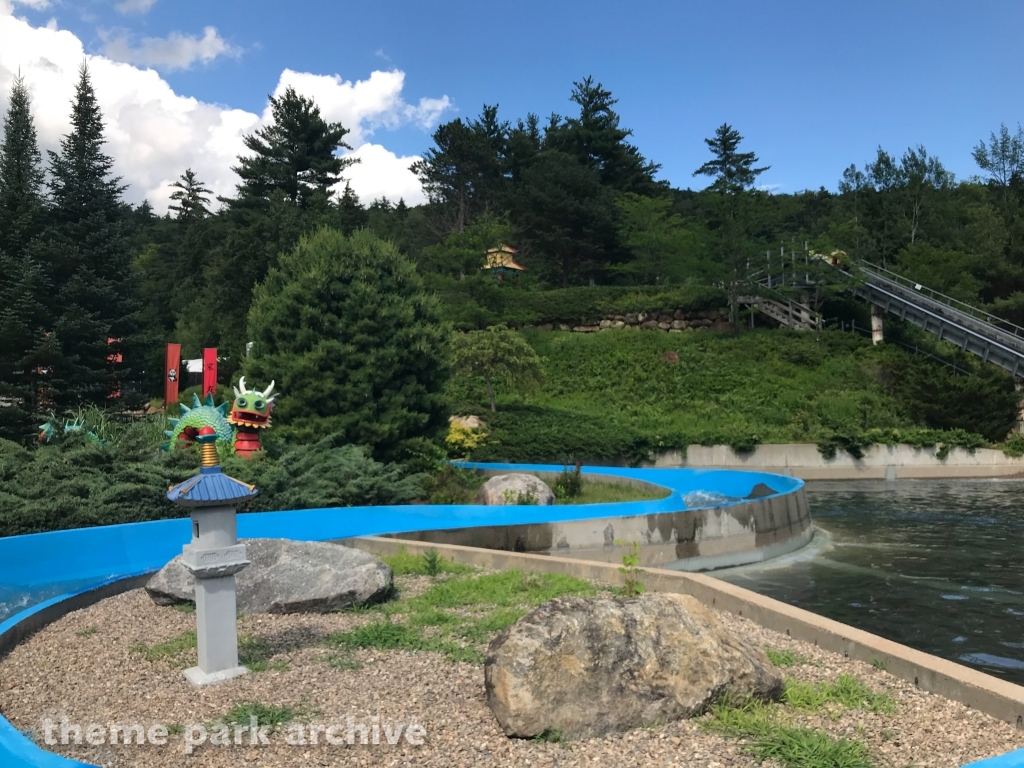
(229, 378, 277, 457)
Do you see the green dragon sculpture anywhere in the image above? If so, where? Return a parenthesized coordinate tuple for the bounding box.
(164, 379, 276, 457)
(164, 393, 235, 448)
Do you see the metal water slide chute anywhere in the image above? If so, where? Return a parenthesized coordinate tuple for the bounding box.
(850, 261, 1024, 377)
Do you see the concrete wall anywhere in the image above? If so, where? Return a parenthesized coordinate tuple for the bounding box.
(387, 473, 812, 572)
(650, 443, 1024, 480)
(346, 536, 1024, 730)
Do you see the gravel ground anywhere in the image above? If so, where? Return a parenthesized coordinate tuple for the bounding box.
(1, 575, 1022, 768)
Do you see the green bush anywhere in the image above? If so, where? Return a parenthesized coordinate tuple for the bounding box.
(469, 405, 675, 465)
(1003, 432, 1024, 457)
(0, 418, 427, 535)
(244, 227, 450, 461)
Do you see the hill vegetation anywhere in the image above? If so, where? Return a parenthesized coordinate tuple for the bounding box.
(1, 66, 1023, 529)
(450, 328, 1017, 464)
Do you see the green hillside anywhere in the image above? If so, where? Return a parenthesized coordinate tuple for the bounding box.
(451, 328, 1019, 464)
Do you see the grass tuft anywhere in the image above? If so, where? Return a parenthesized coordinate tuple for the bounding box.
(703, 699, 873, 768)
(766, 648, 808, 667)
(382, 548, 475, 577)
(783, 674, 896, 715)
(131, 630, 196, 661)
(222, 702, 298, 732)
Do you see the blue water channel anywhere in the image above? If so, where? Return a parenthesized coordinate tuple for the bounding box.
(716, 479, 1024, 686)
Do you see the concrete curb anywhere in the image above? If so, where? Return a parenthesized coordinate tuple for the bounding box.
(344, 535, 1024, 733)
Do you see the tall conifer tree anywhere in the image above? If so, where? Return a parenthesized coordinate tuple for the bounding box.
(45, 63, 138, 405)
(0, 74, 50, 439)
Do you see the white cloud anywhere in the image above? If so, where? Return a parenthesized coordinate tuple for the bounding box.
(115, 0, 157, 14)
(12, 0, 49, 10)
(102, 26, 239, 71)
(270, 69, 451, 147)
(343, 143, 426, 205)
(0, 12, 448, 213)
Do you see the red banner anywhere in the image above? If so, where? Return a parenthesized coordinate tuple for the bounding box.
(202, 347, 217, 399)
(164, 343, 181, 408)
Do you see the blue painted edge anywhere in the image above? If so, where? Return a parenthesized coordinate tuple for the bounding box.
(963, 748, 1024, 767)
(0, 462, 883, 768)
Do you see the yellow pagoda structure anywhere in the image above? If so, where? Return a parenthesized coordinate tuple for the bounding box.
(482, 244, 525, 284)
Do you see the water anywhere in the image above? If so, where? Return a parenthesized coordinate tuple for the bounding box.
(715, 480, 1024, 684)
(0, 577, 112, 625)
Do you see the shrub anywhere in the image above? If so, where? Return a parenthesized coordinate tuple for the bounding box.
(553, 462, 583, 501)
(0, 422, 426, 535)
(244, 228, 450, 461)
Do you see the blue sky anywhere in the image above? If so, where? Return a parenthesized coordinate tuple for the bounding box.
(3, 0, 1024, 205)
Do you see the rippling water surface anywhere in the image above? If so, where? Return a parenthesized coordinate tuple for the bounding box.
(715, 479, 1024, 684)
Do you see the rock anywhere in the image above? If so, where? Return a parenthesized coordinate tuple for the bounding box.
(557, 323, 572, 331)
(661, 351, 680, 364)
(658, 321, 672, 330)
(640, 320, 660, 330)
(146, 539, 393, 614)
(573, 325, 600, 333)
(611, 320, 626, 329)
(674, 309, 686, 321)
(599, 319, 612, 329)
(473, 473, 556, 506)
(624, 313, 638, 324)
(485, 594, 782, 739)
(746, 482, 777, 499)
(538, 323, 554, 331)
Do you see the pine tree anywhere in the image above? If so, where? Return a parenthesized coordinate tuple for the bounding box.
(545, 77, 663, 195)
(693, 124, 769, 330)
(334, 182, 368, 234)
(0, 74, 50, 440)
(693, 123, 769, 197)
(233, 86, 356, 207)
(168, 168, 212, 222)
(44, 63, 138, 406)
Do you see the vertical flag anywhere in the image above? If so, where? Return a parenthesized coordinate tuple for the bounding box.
(202, 347, 218, 398)
(164, 343, 181, 408)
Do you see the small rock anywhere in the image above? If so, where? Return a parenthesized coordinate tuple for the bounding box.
(473, 474, 556, 506)
(661, 351, 680, 364)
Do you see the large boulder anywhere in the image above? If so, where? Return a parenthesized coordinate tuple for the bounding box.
(485, 593, 782, 739)
(146, 539, 393, 614)
(473, 473, 556, 506)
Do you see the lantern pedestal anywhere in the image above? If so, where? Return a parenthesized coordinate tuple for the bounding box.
(166, 427, 258, 687)
(183, 573, 248, 685)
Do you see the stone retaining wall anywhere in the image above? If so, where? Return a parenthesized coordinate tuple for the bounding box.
(529, 308, 730, 333)
(651, 443, 1024, 480)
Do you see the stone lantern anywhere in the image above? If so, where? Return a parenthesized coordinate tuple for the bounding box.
(167, 426, 257, 685)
